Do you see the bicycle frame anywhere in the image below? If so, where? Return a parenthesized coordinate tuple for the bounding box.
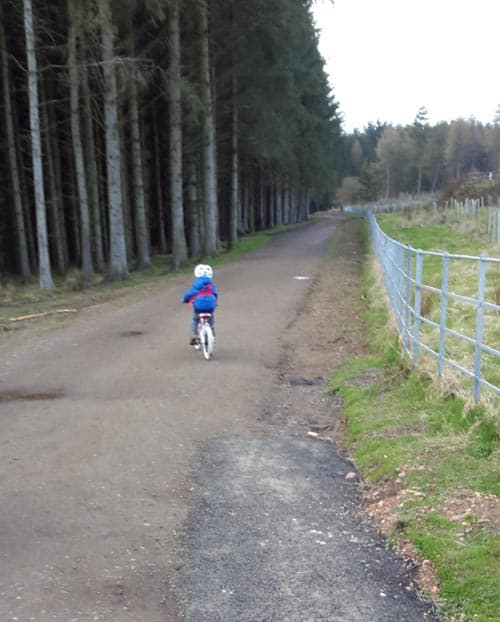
(195, 313, 215, 360)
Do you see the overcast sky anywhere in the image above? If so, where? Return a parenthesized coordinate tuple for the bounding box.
(312, 0, 500, 133)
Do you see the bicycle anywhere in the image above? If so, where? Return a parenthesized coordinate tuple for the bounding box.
(193, 312, 215, 360)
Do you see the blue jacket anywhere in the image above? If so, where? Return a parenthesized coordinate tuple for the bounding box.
(182, 276, 219, 313)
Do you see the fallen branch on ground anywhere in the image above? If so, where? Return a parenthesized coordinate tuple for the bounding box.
(9, 309, 78, 322)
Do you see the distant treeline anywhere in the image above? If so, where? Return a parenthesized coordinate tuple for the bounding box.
(339, 107, 500, 204)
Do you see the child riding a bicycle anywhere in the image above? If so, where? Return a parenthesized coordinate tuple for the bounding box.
(182, 264, 219, 345)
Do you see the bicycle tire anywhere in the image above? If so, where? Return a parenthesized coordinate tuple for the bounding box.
(199, 323, 214, 360)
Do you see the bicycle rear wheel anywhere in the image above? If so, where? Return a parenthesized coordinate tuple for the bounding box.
(199, 324, 214, 360)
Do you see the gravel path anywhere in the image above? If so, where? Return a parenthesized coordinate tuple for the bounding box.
(178, 437, 435, 621)
(0, 213, 436, 621)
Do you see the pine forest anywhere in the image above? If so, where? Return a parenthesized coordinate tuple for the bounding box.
(0, 0, 342, 290)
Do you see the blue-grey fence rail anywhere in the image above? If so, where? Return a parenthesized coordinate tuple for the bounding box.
(353, 208, 500, 403)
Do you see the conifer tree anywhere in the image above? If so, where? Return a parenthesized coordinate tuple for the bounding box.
(99, 0, 128, 280)
(23, 0, 53, 291)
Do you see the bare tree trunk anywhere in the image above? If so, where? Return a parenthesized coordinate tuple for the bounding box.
(296, 185, 302, 222)
(153, 103, 167, 254)
(229, 73, 238, 249)
(99, 0, 128, 280)
(187, 158, 201, 258)
(23, 0, 53, 291)
(239, 167, 245, 234)
(268, 177, 275, 228)
(199, 0, 217, 257)
(18, 150, 37, 271)
(44, 77, 69, 271)
(248, 165, 255, 232)
(129, 102, 149, 267)
(275, 175, 283, 227)
(1, 4, 31, 280)
(291, 185, 298, 223)
(258, 163, 265, 229)
(119, 115, 134, 262)
(240, 167, 248, 234)
(211, 62, 220, 247)
(127, 19, 150, 270)
(131, 105, 150, 268)
(68, 0, 93, 281)
(283, 175, 290, 225)
(81, 60, 104, 272)
(41, 79, 66, 274)
(98, 162, 109, 261)
(431, 161, 441, 194)
(68, 151, 81, 264)
(168, 0, 187, 269)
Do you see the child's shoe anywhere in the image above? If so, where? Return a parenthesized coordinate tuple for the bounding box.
(190, 336, 198, 346)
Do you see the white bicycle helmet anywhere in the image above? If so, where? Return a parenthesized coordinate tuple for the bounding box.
(194, 264, 213, 279)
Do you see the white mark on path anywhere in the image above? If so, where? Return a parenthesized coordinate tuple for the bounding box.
(293, 276, 310, 280)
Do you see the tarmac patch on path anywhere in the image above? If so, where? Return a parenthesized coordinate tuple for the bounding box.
(176, 437, 436, 621)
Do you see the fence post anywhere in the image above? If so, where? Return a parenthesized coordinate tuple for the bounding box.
(412, 249, 424, 364)
(497, 210, 500, 250)
(397, 244, 404, 334)
(404, 245, 412, 353)
(438, 252, 449, 377)
(473, 255, 487, 403)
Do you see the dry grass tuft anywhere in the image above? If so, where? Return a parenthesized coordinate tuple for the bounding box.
(494, 280, 500, 307)
(420, 289, 437, 318)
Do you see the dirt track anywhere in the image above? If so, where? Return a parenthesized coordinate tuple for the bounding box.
(0, 214, 435, 621)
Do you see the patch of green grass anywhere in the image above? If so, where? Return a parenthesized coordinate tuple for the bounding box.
(329, 355, 382, 390)
(379, 219, 464, 253)
(427, 399, 483, 435)
(408, 518, 500, 622)
(356, 435, 421, 482)
(331, 238, 500, 620)
(468, 419, 500, 459)
(475, 468, 500, 495)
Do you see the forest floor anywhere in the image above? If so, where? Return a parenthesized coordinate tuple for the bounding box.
(0, 213, 439, 621)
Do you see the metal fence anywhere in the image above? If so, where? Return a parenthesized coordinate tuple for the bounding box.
(363, 210, 500, 403)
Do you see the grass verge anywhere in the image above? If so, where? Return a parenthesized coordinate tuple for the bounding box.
(331, 222, 500, 622)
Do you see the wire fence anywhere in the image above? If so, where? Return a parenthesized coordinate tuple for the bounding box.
(357, 208, 500, 404)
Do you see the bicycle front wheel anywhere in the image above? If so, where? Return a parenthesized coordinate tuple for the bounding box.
(199, 324, 214, 360)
